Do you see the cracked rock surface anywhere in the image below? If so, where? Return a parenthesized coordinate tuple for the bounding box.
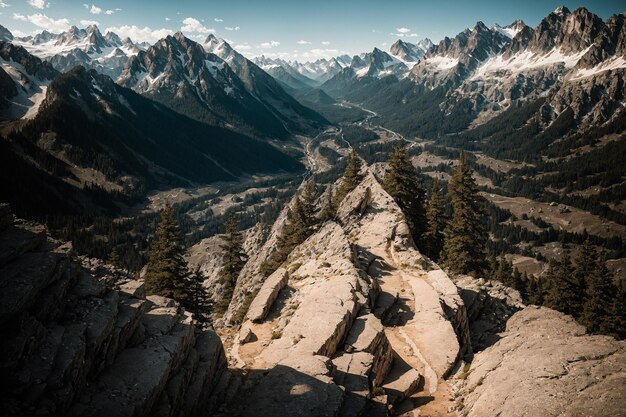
(458, 306, 626, 417)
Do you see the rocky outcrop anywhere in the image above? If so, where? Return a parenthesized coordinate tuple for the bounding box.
(246, 267, 288, 322)
(458, 306, 626, 417)
(222, 197, 292, 325)
(227, 221, 382, 416)
(337, 173, 471, 376)
(455, 275, 524, 352)
(222, 169, 471, 415)
(0, 205, 227, 417)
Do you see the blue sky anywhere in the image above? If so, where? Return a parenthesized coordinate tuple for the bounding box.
(1, 0, 624, 61)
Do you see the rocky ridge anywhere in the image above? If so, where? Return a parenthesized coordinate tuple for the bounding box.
(216, 169, 472, 416)
(0, 204, 228, 417)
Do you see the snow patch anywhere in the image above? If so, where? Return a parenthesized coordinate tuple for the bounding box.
(426, 56, 459, 70)
(570, 56, 626, 80)
(22, 86, 47, 119)
(471, 47, 590, 79)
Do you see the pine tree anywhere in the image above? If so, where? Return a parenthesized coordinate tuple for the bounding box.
(187, 268, 212, 324)
(440, 153, 487, 275)
(544, 253, 578, 315)
(333, 149, 364, 208)
(215, 215, 248, 315)
(512, 267, 526, 297)
(260, 186, 317, 277)
(423, 179, 446, 261)
(570, 240, 595, 318)
(383, 141, 426, 244)
(299, 180, 317, 229)
(605, 287, 626, 339)
(580, 251, 616, 334)
(526, 275, 545, 305)
(144, 205, 190, 303)
(320, 184, 337, 222)
(495, 255, 513, 286)
(108, 246, 121, 267)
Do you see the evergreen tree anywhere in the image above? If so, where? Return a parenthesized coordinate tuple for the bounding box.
(320, 184, 337, 222)
(605, 287, 626, 339)
(580, 251, 616, 333)
(383, 141, 426, 244)
(526, 275, 545, 305)
(495, 255, 513, 286)
(544, 253, 578, 315)
(187, 268, 212, 324)
(215, 215, 248, 315)
(260, 186, 317, 277)
(299, 180, 317, 229)
(512, 267, 526, 297)
(440, 153, 487, 275)
(423, 179, 446, 261)
(333, 149, 364, 208)
(570, 240, 595, 318)
(108, 246, 121, 267)
(144, 205, 190, 302)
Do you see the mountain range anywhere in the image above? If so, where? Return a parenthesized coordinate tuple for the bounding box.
(1, 5, 625, 212)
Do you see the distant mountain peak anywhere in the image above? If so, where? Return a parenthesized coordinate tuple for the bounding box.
(553, 5, 571, 16)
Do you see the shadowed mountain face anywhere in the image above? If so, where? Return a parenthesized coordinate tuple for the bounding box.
(1, 66, 303, 216)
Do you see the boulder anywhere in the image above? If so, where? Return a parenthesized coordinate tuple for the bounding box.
(118, 280, 145, 299)
(332, 351, 374, 417)
(343, 313, 393, 387)
(382, 368, 422, 405)
(246, 267, 288, 322)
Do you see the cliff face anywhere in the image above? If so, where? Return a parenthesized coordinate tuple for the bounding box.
(0, 204, 227, 417)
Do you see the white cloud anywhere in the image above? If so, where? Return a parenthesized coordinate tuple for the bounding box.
(297, 40, 311, 45)
(80, 19, 99, 26)
(27, 13, 71, 32)
(27, 0, 47, 9)
(321, 41, 330, 45)
(224, 26, 240, 31)
(234, 43, 251, 50)
(214, 17, 223, 22)
(165, 17, 170, 21)
(84, 3, 115, 15)
(11, 29, 36, 37)
(259, 40, 280, 49)
(393, 27, 419, 38)
(105, 25, 173, 43)
(181, 17, 214, 34)
(0, 1, 10, 8)
(12, 12, 27, 21)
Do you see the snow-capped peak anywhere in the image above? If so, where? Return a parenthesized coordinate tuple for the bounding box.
(552, 6, 570, 16)
(492, 19, 527, 39)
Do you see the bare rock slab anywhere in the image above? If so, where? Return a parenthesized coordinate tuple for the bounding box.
(461, 306, 626, 417)
(246, 267, 288, 322)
